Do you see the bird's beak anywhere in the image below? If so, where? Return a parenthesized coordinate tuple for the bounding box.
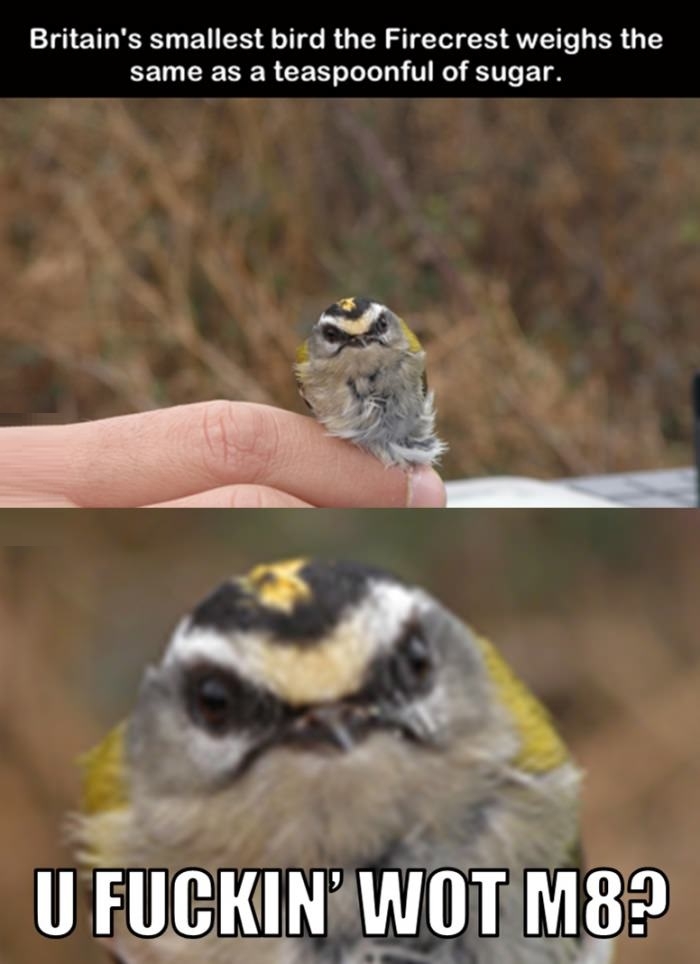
(280, 700, 437, 753)
(286, 703, 363, 751)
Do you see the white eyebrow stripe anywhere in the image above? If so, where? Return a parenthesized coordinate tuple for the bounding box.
(354, 579, 422, 650)
(367, 301, 386, 322)
(319, 301, 386, 332)
(162, 581, 428, 697)
(164, 619, 249, 674)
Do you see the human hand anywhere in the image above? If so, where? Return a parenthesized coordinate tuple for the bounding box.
(0, 401, 446, 508)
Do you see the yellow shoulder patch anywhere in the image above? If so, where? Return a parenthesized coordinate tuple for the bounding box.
(295, 340, 310, 364)
(475, 634, 569, 774)
(398, 317, 423, 354)
(243, 558, 311, 614)
(80, 721, 129, 816)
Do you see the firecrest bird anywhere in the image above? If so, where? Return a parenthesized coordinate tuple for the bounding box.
(294, 298, 447, 468)
(75, 558, 613, 964)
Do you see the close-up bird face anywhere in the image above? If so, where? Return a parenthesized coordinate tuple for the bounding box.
(102, 557, 572, 882)
(304, 298, 419, 363)
(123, 559, 502, 865)
(71, 556, 590, 962)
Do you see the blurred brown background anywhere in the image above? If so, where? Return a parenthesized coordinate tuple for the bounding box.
(1, 99, 699, 477)
(0, 510, 697, 962)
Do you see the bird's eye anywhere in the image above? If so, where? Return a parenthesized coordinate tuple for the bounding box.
(322, 325, 341, 343)
(401, 631, 433, 678)
(358, 626, 435, 706)
(374, 315, 389, 335)
(186, 667, 285, 736)
(190, 674, 235, 734)
(393, 627, 434, 695)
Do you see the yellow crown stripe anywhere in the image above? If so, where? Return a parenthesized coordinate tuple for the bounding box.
(243, 558, 311, 614)
(80, 721, 129, 815)
(338, 297, 357, 311)
(475, 634, 569, 773)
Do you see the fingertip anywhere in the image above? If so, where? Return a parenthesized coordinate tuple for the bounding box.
(406, 466, 447, 508)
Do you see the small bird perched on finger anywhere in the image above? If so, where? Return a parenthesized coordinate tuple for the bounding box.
(295, 298, 447, 468)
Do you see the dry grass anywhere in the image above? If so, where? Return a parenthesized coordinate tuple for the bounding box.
(0, 511, 697, 962)
(1, 99, 699, 476)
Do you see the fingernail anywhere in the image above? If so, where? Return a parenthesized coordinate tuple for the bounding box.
(406, 466, 447, 507)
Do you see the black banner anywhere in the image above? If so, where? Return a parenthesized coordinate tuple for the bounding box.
(0, 16, 694, 97)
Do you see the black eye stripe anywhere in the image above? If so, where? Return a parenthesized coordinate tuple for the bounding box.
(356, 621, 435, 703)
(182, 616, 433, 740)
(321, 324, 347, 343)
(183, 663, 287, 736)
